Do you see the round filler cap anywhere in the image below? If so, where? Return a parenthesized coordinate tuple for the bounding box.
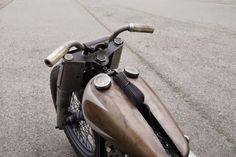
(94, 73, 111, 90)
(124, 66, 139, 78)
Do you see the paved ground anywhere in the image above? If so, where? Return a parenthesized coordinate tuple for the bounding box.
(0, 0, 235, 157)
(0, 0, 13, 9)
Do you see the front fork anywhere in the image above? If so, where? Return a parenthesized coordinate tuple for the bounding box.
(56, 88, 71, 129)
(55, 61, 85, 129)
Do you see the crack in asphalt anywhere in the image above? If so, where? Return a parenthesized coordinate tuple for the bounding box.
(73, 0, 112, 32)
(75, 0, 236, 146)
(0, 0, 14, 10)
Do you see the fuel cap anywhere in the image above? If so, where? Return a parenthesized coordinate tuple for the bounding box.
(124, 66, 139, 78)
(94, 73, 111, 90)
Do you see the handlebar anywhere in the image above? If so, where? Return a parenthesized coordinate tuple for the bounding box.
(129, 23, 154, 33)
(44, 40, 84, 67)
(44, 23, 154, 67)
(109, 23, 154, 41)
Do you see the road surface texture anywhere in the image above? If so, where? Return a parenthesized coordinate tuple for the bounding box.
(0, 0, 235, 157)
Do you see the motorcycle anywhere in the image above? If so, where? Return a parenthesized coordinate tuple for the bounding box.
(44, 23, 193, 157)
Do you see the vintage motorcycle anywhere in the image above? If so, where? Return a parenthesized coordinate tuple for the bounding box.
(44, 23, 193, 157)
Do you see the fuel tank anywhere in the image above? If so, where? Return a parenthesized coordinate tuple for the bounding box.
(82, 70, 189, 157)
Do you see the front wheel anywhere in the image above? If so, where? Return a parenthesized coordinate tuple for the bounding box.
(50, 65, 107, 157)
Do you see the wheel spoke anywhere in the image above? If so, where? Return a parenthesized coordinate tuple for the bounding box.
(68, 92, 95, 152)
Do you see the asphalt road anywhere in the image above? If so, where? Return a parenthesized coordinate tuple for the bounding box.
(0, 0, 235, 157)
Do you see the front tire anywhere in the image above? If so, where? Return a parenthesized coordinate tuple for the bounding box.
(50, 65, 107, 157)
